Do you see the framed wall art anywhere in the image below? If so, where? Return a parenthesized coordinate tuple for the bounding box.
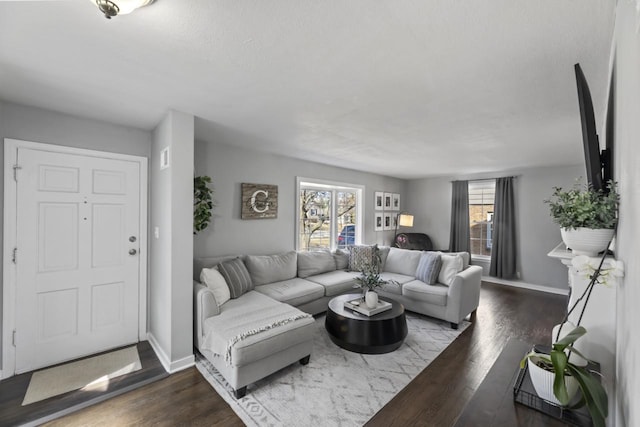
(374, 191, 384, 210)
(383, 212, 393, 231)
(384, 192, 392, 210)
(374, 212, 384, 231)
(241, 183, 278, 219)
(392, 193, 400, 211)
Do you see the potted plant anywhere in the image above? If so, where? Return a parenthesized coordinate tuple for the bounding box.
(352, 245, 392, 309)
(520, 234, 621, 427)
(545, 180, 619, 256)
(194, 175, 214, 234)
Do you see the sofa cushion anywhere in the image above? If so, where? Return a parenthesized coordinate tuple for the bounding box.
(438, 253, 464, 286)
(254, 278, 325, 306)
(333, 249, 349, 270)
(402, 280, 448, 306)
(379, 271, 415, 285)
(245, 251, 297, 286)
(201, 291, 315, 367)
(305, 270, 361, 296)
(218, 258, 254, 298)
(415, 252, 442, 285)
(384, 247, 422, 276)
(378, 280, 403, 295)
(297, 250, 336, 278)
(348, 245, 376, 272)
(200, 267, 231, 307)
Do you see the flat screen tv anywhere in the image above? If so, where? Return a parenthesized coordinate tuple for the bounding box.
(574, 63, 611, 192)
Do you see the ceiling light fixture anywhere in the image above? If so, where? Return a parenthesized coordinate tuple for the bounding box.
(90, 0, 154, 19)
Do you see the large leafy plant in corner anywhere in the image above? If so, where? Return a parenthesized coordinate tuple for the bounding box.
(545, 180, 618, 230)
(194, 176, 214, 234)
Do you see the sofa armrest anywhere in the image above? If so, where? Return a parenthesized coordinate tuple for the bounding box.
(194, 280, 219, 349)
(446, 265, 482, 324)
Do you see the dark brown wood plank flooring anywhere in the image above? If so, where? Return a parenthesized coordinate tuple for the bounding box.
(37, 282, 566, 427)
(0, 341, 167, 427)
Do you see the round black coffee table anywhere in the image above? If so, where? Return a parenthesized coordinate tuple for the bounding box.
(325, 293, 408, 354)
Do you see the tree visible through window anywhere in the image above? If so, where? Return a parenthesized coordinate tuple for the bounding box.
(298, 180, 362, 251)
(468, 179, 495, 257)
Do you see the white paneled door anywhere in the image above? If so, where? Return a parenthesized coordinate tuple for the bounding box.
(14, 148, 141, 373)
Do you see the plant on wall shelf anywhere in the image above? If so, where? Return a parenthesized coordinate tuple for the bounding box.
(194, 176, 214, 234)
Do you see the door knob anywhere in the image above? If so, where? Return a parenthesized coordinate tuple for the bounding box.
(129, 249, 137, 255)
(129, 236, 137, 242)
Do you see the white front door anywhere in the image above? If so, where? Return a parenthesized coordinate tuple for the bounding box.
(14, 147, 141, 373)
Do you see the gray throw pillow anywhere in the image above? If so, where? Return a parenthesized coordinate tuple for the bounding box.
(415, 251, 442, 285)
(217, 258, 254, 298)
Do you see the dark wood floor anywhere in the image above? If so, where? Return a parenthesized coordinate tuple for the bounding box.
(0, 341, 167, 427)
(40, 282, 567, 427)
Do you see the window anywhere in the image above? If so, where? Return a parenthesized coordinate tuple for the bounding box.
(468, 179, 495, 258)
(297, 178, 363, 251)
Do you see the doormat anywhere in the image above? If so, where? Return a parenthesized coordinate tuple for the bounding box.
(22, 346, 142, 405)
(196, 313, 468, 427)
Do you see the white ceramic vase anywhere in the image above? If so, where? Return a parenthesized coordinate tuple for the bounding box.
(527, 356, 579, 406)
(365, 291, 378, 309)
(561, 227, 614, 256)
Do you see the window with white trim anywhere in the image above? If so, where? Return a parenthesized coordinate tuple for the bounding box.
(468, 179, 495, 258)
(296, 178, 363, 251)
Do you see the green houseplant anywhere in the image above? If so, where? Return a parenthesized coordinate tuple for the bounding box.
(545, 180, 619, 256)
(194, 176, 214, 234)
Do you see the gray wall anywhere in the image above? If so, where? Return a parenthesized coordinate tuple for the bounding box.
(0, 100, 151, 373)
(149, 110, 194, 368)
(613, 2, 640, 425)
(193, 139, 406, 258)
(406, 164, 584, 291)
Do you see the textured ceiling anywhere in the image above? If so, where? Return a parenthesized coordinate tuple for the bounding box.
(0, 0, 615, 179)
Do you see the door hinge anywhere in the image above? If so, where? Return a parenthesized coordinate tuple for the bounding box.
(13, 164, 22, 182)
(12, 330, 16, 347)
(12, 247, 17, 264)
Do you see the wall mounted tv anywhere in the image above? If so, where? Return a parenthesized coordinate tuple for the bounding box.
(574, 63, 612, 193)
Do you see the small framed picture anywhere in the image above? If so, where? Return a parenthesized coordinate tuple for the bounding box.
(374, 212, 384, 231)
(384, 192, 392, 209)
(374, 191, 384, 210)
(392, 193, 400, 211)
(383, 212, 393, 231)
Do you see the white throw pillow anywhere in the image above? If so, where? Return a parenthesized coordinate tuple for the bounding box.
(437, 253, 464, 286)
(200, 267, 231, 306)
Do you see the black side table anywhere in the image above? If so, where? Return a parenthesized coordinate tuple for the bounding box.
(325, 293, 408, 354)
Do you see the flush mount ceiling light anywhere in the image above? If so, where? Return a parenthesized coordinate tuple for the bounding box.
(90, 0, 154, 19)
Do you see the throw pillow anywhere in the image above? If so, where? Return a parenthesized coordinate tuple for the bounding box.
(199, 267, 231, 307)
(438, 253, 464, 286)
(244, 251, 297, 286)
(297, 250, 336, 278)
(333, 249, 349, 270)
(415, 252, 442, 285)
(348, 245, 376, 272)
(217, 258, 254, 298)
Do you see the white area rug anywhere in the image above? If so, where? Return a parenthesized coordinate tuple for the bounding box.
(23, 346, 142, 405)
(196, 314, 468, 427)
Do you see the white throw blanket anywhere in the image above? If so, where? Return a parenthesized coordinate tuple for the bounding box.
(201, 292, 313, 366)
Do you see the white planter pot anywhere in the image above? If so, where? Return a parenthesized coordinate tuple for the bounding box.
(561, 227, 614, 257)
(365, 291, 378, 309)
(527, 356, 579, 406)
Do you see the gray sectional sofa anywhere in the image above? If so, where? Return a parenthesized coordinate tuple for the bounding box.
(193, 247, 482, 398)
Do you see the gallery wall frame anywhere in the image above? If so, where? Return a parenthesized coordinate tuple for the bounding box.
(383, 212, 393, 231)
(374, 191, 384, 210)
(374, 212, 384, 231)
(391, 193, 400, 211)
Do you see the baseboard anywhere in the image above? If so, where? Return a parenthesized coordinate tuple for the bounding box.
(482, 276, 569, 296)
(147, 333, 195, 374)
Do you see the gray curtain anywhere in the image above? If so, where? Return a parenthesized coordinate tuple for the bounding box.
(449, 181, 470, 253)
(490, 177, 517, 278)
